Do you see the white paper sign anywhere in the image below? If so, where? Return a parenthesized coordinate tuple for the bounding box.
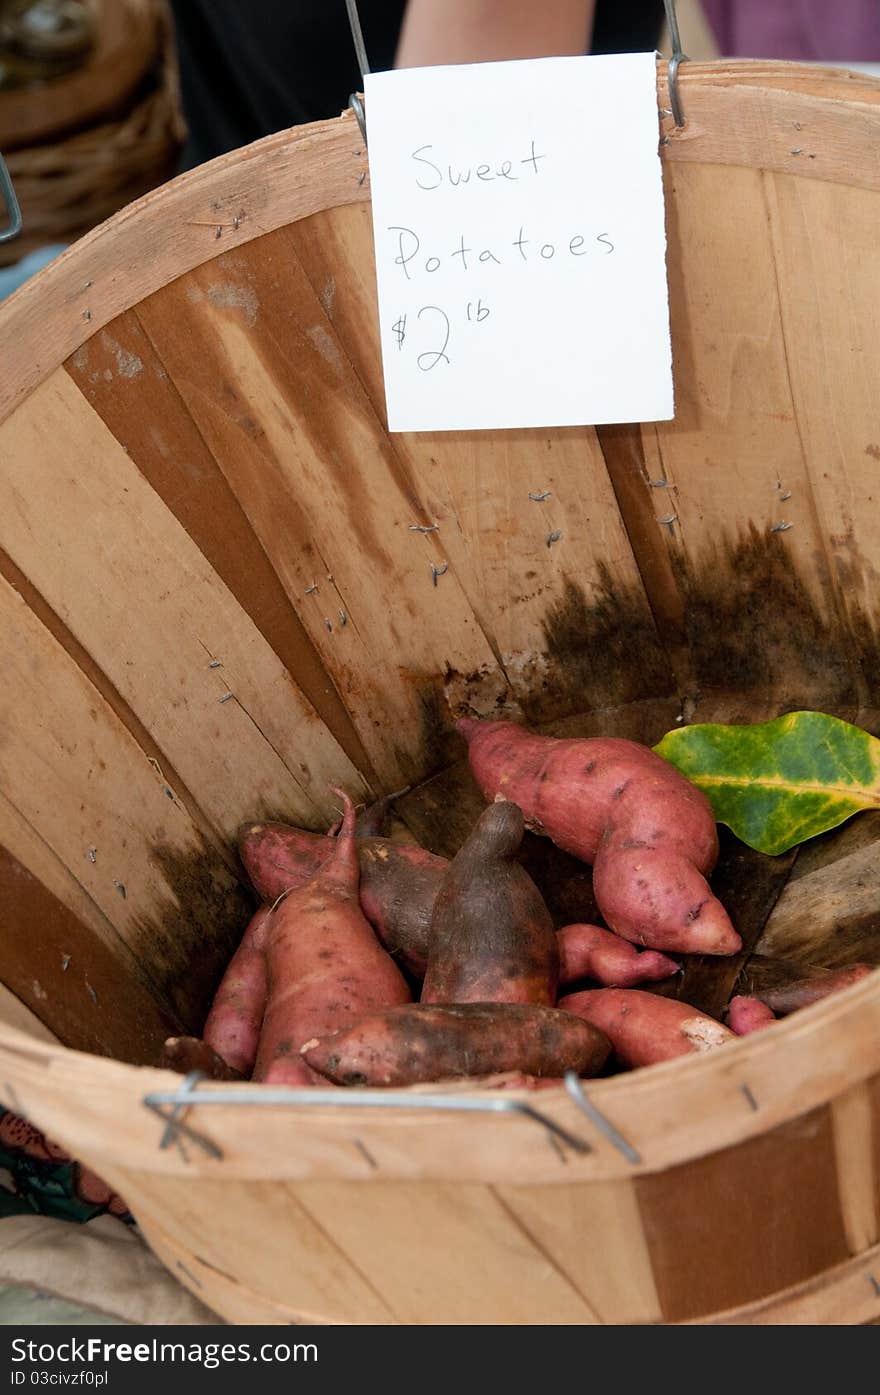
(364, 53, 673, 433)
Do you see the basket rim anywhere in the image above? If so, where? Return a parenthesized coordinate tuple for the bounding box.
(0, 965, 877, 1184)
(1, 57, 880, 426)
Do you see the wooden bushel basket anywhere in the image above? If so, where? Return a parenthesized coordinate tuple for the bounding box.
(1, 60, 880, 1326)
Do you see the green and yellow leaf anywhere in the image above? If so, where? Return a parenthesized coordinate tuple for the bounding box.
(654, 711, 880, 855)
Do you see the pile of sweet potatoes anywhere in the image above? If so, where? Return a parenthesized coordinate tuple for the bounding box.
(166, 719, 872, 1089)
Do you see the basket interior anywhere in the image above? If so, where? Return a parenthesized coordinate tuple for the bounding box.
(1, 63, 880, 1067)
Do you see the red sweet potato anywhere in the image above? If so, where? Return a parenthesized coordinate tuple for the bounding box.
(238, 821, 445, 976)
(753, 963, 874, 1015)
(727, 995, 776, 1036)
(457, 718, 740, 957)
(202, 905, 270, 1075)
(557, 922, 678, 988)
(239, 817, 672, 983)
(252, 791, 411, 1086)
(302, 1002, 611, 1087)
(422, 801, 557, 1006)
(559, 988, 734, 1067)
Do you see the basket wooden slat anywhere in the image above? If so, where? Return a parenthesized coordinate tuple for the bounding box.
(65, 311, 374, 776)
(131, 254, 510, 790)
(285, 205, 667, 725)
(0, 981, 58, 1043)
(0, 836, 177, 1060)
(142, 1186, 880, 1326)
(0, 370, 367, 833)
(140, 1214, 375, 1326)
(630, 159, 879, 712)
(0, 60, 879, 1324)
(762, 843, 880, 969)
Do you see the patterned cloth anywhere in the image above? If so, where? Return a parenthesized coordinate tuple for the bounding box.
(0, 1109, 131, 1224)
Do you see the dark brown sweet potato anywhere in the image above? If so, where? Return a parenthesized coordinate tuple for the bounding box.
(559, 988, 734, 1067)
(354, 796, 394, 838)
(162, 1036, 244, 1080)
(238, 821, 445, 976)
(327, 796, 394, 839)
(457, 718, 740, 957)
(252, 791, 411, 1086)
(736, 952, 825, 1001)
(751, 963, 874, 1015)
(422, 801, 557, 1006)
(302, 1002, 610, 1087)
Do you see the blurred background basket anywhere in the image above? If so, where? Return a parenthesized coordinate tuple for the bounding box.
(0, 0, 183, 266)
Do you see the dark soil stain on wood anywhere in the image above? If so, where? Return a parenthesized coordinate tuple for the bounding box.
(671, 524, 864, 706)
(131, 841, 254, 1033)
(533, 568, 675, 724)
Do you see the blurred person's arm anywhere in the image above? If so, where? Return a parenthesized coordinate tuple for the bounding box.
(395, 0, 597, 67)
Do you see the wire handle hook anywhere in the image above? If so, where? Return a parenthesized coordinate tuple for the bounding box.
(142, 1075, 594, 1162)
(0, 153, 22, 245)
(345, 0, 370, 147)
(662, 0, 689, 128)
(346, 0, 688, 142)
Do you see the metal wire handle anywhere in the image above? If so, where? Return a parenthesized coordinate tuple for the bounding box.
(662, 0, 689, 127)
(142, 1072, 643, 1165)
(142, 1071, 598, 1161)
(345, 0, 689, 140)
(345, 0, 369, 147)
(0, 152, 22, 245)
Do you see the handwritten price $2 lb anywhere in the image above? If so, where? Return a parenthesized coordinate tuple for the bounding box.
(392, 299, 490, 373)
(384, 147, 617, 377)
(364, 54, 673, 432)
